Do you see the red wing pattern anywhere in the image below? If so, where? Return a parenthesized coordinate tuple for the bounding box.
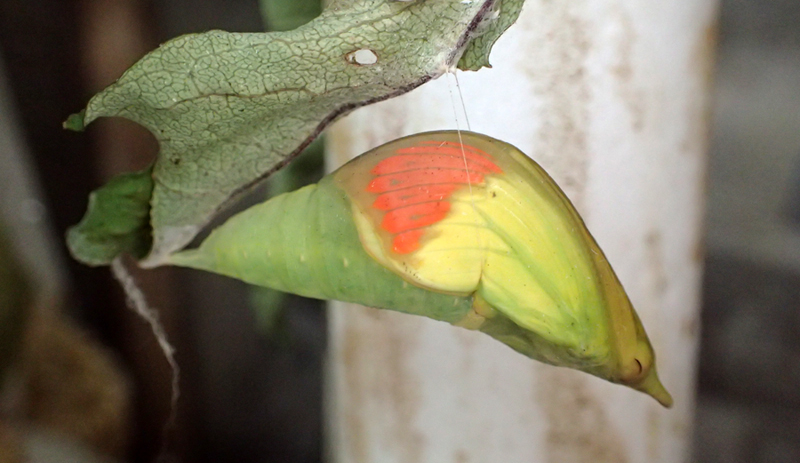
(365, 141, 502, 254)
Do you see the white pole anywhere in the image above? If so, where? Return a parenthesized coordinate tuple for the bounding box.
(326, 1, 717, 461)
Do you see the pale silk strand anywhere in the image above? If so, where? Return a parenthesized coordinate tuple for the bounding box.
(111, 258, 179, 462)
(453, 71, 472, 131)
(446, 70, 485, 266)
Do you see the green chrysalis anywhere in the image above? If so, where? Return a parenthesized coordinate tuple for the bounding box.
(170, 131, 672, 407)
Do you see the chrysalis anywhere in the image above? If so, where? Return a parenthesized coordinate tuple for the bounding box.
(171, 131, 672, 407)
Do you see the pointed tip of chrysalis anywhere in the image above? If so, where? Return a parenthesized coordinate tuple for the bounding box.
(637, 368, 673, 408)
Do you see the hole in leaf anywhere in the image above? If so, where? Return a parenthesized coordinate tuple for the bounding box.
(346, 49, 378, 66)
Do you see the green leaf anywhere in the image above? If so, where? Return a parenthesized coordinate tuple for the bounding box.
(66, 168, 154, 266)
(458, 0, 526, 71)
(68, 0, 518, 267)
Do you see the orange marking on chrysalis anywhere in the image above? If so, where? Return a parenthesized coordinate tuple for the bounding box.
(392, 229, 425, 254)
(367, 169, 485, 194)
(372, 184, 459, 211)
(365, 140, 503, 254)
(381, 201, 451, 234)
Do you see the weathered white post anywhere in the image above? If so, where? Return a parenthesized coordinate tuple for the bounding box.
(327, 1, 717, 461)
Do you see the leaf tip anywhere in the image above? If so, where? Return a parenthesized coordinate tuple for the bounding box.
(63, 110, 86, 132)
(457, 59, 493, 72)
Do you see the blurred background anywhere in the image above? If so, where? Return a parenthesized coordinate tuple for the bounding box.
(0, 0, 798, 462)
(694, 0, 800, 462)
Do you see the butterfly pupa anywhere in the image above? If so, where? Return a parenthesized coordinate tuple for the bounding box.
(170, 131, 673, 407)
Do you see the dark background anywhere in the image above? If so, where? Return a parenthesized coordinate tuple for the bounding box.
(695, 0, 800, 462)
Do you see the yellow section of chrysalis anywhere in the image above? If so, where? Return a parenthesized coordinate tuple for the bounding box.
(352, 188, 506, 296)
(339, 131, 672, 407)
(352, 172, 598, 349)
